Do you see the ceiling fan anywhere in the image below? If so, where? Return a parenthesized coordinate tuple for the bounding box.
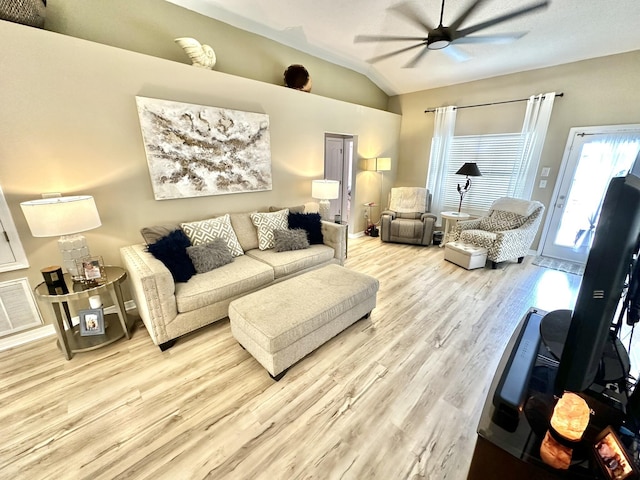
(355, 0, 549, 67)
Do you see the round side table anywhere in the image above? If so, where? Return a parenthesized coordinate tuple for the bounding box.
(440, 211, 471, 247)
(34, 266, 132, 360)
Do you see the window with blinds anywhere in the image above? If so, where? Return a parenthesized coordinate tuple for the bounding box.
(442, 133, 526, 215)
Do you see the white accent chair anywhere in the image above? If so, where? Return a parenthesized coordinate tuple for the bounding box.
(450, 197, 545, 268)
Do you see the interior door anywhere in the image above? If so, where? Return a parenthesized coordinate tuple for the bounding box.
(540, 126, 640, 263)
(324, 134, 354, 224)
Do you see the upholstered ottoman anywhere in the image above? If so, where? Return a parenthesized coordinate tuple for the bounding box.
(444, 241, 488, 270)
(229, 264, 379, 380)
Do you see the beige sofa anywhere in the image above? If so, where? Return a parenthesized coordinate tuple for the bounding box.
(120, 210, 347, 350)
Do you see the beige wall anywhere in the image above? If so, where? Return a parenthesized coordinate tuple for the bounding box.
(389, 50, 640, 247)
(44, 0, 390, 111)
(0, 20, 400, 307)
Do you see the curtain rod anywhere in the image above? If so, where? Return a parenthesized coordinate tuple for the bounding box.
(424, 92, 564, 113)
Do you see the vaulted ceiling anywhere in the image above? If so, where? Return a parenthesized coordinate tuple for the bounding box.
(167, 0, 640, 96)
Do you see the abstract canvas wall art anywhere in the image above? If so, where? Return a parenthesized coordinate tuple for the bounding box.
(135, 96, 272, 200)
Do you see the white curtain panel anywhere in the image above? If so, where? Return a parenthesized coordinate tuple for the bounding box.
(514, 92, 556, 198)
(426, 106, 457, 219)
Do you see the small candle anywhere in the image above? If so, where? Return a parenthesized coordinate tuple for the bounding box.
(89, 295, 102, 309)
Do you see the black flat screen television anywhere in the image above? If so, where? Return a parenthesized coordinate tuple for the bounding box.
(553, 152, 640, 394)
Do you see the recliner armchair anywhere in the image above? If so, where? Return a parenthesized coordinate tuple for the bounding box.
(380, 187, 437, 246)
(450, 197, 545, 268)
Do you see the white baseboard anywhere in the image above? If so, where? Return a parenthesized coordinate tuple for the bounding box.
(0, 300, 137, 353)
(0, 324, 56, 352)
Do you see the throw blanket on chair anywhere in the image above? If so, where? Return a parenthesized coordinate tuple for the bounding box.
(389, 187, 427, 213)
(491, 197, 538, 217)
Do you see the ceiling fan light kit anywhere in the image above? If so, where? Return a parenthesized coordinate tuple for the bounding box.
(427, 32, 450, 50)
(355, 0, 550, 66)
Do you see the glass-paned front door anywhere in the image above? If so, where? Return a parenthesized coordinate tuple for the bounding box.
(541, 128, 640, 264)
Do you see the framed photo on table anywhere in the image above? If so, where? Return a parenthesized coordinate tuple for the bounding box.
(593, 426, 638, 480)
(77, 256, 106, 285)
(79, 308, 105, 336)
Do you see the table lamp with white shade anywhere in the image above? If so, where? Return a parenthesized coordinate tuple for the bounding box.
(20, 195, 102, 281)
(311, 179, 340, 221)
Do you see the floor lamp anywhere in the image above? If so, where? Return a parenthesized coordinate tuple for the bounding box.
(369, 157, 392, 210)
(455, 162, 482, 213)
(365, 157, 391, 237)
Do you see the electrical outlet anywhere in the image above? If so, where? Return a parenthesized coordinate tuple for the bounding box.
(541, 167, 550, 177)
(539, 180, 547, 188)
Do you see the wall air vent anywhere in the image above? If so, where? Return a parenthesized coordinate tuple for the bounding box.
(0, 278, 43, 337)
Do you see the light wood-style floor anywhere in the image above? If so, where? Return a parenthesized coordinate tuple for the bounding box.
(0, 236, 583, 480)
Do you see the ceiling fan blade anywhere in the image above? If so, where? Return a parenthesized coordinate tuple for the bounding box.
(355, 34, 428, 43)
(388, 1, 435, 34)
(456, 1, 549, 38)
(449, 0, 485, 31)
(443, 45, 471, 62)
(453, 32, 526, 44)
(403, 46, 430, 68)
(367, 41, 428, 64)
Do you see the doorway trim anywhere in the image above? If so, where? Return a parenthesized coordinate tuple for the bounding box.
(0, 184, 29, 272)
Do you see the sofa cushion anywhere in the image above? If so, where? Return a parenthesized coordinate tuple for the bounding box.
(187, 238, 234, 273)
(250, 209, 289, 250)
(269, 205, 305, 214)
(288, 212, 323, 244)
(175, 255, 274, 313)
(390, 218, 424, 238)
(147, 229, 196, 283)
(181, 214, 244, 257)
(397, 212, 422, 220)
(274, 229, 310, 252)
(229, 212, 259, 252)
(479, 210, 527, 232)
(246, 244, 335, 279)
(140, 224, 181, 245)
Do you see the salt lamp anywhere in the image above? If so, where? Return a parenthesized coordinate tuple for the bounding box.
(540, 392, 591, 470)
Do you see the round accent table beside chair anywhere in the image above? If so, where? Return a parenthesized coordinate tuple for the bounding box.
(440, 211, 471, 247)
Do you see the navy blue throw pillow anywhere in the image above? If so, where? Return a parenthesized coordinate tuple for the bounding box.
(288, 212, 323, 244)
(147, 229, 196, 283)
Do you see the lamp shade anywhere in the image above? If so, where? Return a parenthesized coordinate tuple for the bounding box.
(455, 162, 482, 177)
(20, 195, 102, 237)
(375, 157, 391, 172)
(311, 180, 340, 200)
(365, 157, 392, 172)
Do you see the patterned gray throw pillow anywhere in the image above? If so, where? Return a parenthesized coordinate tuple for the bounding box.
(181, 214, 244, 257)
(187, 238, 234, 273)
(250, 209, 289, 250)
(479, 210, 527, 232)
(274, 229, 310, 252)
